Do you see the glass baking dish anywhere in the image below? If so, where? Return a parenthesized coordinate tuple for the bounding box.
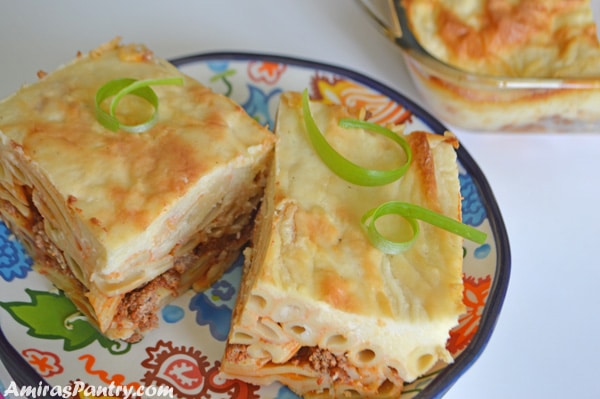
(357, 0, 600, 132)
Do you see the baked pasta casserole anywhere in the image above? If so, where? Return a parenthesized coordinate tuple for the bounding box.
(221, 92, 465, 398)
(0, 38, 275, 342)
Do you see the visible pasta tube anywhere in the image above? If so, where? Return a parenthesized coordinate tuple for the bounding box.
(221, 92, 466, 397)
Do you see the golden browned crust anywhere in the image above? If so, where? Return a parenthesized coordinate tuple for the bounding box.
(403, 0, 600, 77)
(0, 38, 275, 341)
(400, 0, 600, 130)
(221, 92, 465, 396)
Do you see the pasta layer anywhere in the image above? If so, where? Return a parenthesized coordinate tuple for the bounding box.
(221, 92, 465, 397)
(0, 38, 275, 341)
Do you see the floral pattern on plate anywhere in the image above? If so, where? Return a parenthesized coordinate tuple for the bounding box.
(0, 53, 510, 399)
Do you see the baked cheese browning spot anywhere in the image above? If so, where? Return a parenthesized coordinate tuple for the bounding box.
(221, 92, 465, 397)
(403, 0, 600, 77)
(21, 90, 215, 235)
(0, 38, 276, 341)
(408, 132, 441, 213)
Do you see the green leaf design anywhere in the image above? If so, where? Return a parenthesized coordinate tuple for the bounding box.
(0, 289, 131, 354)
(209, 69, 235, 96)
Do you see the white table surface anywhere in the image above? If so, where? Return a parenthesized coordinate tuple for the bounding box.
(1, 1, 600, 398)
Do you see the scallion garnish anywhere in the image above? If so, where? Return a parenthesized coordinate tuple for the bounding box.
(301, 89, 411, 187)
(95, 77, 184, 133)
(301, 89, 487, 253)
(362, 201, 488, 254)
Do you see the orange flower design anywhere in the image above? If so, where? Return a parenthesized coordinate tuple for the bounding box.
(310, 74, 413, 125)
(248, 61, 287, 84)
(447, 274, 492, 354)
(21, 348, 63, 378)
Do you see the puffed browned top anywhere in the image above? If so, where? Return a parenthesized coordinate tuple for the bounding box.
(0, 38, 274, 283)
(256, 92, 464, 320)
(404, 0, 600, 77)
(226, 92, 466, 383)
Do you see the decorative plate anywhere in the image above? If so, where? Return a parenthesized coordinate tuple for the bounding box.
(0, 53, 510, 399)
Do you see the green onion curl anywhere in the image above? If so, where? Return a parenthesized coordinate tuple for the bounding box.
(95, 77, 184, 133)
(301, 89, 412, 187)
(362, 201, 488, 254)
(301, 89, 487, 253)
